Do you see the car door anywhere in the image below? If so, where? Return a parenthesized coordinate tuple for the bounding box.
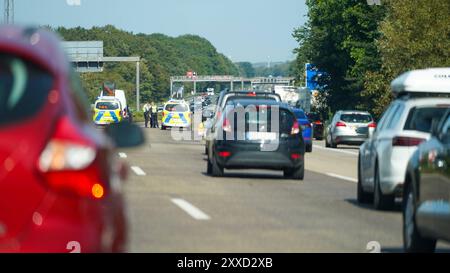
(327, 112, 339, 141)
(361, 103, 396, 189)
(417, 112, 450, 240)
(376, 103, 406, 182)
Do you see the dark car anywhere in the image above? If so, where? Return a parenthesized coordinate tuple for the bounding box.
(206, 99, 305, 179)
(403, 109, 450, 252)
(307, 112, 324, 140)
(205, 90, 282, 152)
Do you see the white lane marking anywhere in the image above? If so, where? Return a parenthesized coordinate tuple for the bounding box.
(131, 166, 146, 176)
(171, 198, 210, 220)
(326, 173, 358, 183)
(313, 145, 359, 156)
(118, 152, 127, 158)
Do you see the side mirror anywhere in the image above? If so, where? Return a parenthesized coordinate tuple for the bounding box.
(105, 122, 145, 148)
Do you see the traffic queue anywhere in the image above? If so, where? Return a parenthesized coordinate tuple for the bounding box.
(197, 68, 450, 253)
(0, 25, 448, 254)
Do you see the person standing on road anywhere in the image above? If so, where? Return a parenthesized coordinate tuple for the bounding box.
(151, 102, 159, 128)
(143, 102, 151, 128)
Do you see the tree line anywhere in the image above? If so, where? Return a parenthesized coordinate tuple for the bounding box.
(293, 0, 450, 119)
(56, 25, 239, 107)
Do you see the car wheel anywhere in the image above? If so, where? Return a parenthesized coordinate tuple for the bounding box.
(306, 144, 312, 153)
(357, 156, 373, 204)
(325, 134, 331, 147)
(211, 153, 224, 177)
(403, 182, 436, 253)
(284, 161, 304, 180)
(206, 157, 213, 175)
(330, 136, 337, 148)
(373, 163, 395, 210)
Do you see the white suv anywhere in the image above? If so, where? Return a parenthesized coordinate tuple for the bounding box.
(358, 68, 450, 210)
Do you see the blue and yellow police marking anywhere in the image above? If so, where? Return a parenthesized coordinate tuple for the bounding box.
(179, 113, 188, 124)
(164, 113, 174, 124)
(109, 111, 119, 122)
(94, 110, 120, 124)
(95, 111, 105, 122)
(163, 112, 190, 126)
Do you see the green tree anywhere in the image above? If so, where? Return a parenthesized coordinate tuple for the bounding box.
(362, 0, 450, 117)
(56, 26, 238, 108)
(293, 0, 385, 116)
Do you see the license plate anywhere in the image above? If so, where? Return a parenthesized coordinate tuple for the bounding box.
(247, 132, 277, 141)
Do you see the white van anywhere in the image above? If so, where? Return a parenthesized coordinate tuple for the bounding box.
(100, 89, 130, 121)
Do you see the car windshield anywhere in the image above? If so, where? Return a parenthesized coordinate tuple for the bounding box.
(404, 106, 450, 133)
(0, 54, 54, 126)
(340, 114, 372, 123)
(96, 101, 119, 110)
(165, 103, 189, 112)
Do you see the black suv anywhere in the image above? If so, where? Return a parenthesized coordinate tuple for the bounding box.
(403, 109, 450, 252)
(206, 99, 305, 179)
(307, 112, 324, 140)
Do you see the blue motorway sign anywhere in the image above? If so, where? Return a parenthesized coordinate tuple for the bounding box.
(305, 63, 327, 91)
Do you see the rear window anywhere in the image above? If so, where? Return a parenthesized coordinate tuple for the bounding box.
(404, 106, 449, 133)
(294, 110, 307, 119)
(227, 106, 295, 134)
(96, 101, 119, 110)
(341, 114, 372, 123)
(165, 103, 189, 112)
(225, 95, 277, 107)
(0, 54, 54, 126)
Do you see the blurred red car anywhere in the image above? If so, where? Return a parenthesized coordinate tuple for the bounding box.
(0, 26, 141, 253)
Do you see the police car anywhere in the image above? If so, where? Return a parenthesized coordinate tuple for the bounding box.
(93, 97, 124, 126)
(161, 99, 191, 130)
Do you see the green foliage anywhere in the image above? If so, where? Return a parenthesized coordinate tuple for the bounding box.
(293, 0, 386, 116)
(235, 62, 255, 77)
(294, 0, 450, 119)
(253, 61, 295, 77)
(361, 0, 450, 117)
(56, 25, 238, 107)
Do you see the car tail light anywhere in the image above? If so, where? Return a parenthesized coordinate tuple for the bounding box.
(38, 116, 104, 199)
(392, 136, 425, 147)
(218, 151, 231, 158)
(368, 122, 377, 128)
(291, 153, 302, 160)
(335, 121, 346, 127)
(223, 117, 232, 133)
(247, 92, 257, 97)
(291, 120, 300, 135)
(314, 121, 322, 125)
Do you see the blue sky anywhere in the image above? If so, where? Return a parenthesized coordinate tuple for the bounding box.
(11, 0, 307, 63)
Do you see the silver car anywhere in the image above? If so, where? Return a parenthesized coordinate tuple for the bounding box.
(325, 111, 375, 148)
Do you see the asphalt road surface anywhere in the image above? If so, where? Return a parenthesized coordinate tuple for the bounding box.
(118, 126, 450, 253)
